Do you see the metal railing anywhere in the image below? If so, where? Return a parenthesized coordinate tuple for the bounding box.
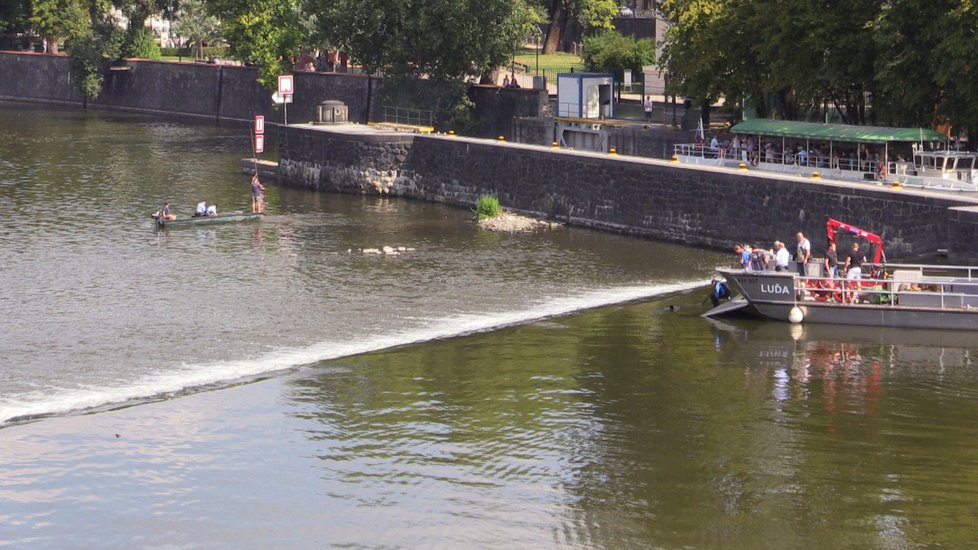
(382, 106, 434, 128)
(738, 261, 978, 309)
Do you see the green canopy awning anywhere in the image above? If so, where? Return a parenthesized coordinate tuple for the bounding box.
(731, 119, 945, 144)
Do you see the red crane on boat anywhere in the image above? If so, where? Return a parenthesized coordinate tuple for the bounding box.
(825, 218, 886, 265)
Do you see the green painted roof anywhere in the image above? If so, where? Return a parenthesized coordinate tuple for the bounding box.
(731, 119, 945, 143)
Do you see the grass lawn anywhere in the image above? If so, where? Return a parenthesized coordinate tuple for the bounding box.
(513, 49, 583, 72)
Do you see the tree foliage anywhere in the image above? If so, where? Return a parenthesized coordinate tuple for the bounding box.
(306, 0, 542, 82)
(0, 0, 30, 35)
(30, 0, 91, 53)
(171, 0, 221, 59)
(659, 0, 978, 137)
(582, 30, 654, 79)
(66, 4, 124, 100)
(206, 0, 306, 90)
(539, 0, 618, 54)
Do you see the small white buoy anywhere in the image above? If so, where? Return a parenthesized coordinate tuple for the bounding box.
(788, 306, 804, 324)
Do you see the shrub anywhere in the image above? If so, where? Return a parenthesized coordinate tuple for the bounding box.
(476, 195, 501, 219)
(123, 28, 161, 60)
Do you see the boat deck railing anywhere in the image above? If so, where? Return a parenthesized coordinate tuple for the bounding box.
(675, 144, 978, 191)
(790, 263, 978, 310)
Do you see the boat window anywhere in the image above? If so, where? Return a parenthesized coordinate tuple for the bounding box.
(959, 157, 974, 170)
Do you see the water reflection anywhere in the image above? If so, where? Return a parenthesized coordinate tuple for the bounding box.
(711, 319, 978, 416)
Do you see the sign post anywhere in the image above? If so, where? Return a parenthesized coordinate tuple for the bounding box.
(278, 75, 294, 125)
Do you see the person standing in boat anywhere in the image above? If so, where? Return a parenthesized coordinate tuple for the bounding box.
(195, 200, 207, 217)
(749, 245, 768, 271)
(824, 242, 840, 277)
(844, 242, 866, 280)
(735, 244, 750, 270)
(774, 241, 791, 272)
(795, 232, 811, 276)
(251, 173, 265, 213)
(160, 202, 176, 222)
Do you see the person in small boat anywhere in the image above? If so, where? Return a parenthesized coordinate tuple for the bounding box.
(206, 204, 218, 216)
(251, 173, 265, 213)
(195, 201, 207, 217)
(160, 202, 176, 222)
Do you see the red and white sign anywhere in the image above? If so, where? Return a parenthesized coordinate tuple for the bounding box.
(254, 115, 265, 134)
(254, 134, 265, 154)
(278, 75, 294, 95)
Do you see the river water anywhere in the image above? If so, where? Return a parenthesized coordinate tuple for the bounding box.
(2, 102, 978, 547)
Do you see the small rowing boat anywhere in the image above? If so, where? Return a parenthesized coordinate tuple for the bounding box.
(153, 211, 263, 228)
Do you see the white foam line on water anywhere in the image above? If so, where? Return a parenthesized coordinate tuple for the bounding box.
(0, 280, 708, 426)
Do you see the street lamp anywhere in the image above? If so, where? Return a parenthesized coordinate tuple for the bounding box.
(535, 30, 543, 76)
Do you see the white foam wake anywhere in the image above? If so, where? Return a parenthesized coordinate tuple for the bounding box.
(0, 280, 707, 426)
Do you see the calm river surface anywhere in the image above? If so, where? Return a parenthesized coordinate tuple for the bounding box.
(2, 101, 978, 548)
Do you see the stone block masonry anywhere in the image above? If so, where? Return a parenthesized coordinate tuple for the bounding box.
(279, 123, 978, 262)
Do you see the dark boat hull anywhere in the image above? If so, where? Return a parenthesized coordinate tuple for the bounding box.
(155, 212, 263, 228)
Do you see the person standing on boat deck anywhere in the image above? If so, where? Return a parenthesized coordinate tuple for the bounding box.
(206, 204, 217, 216)
(750, 245, 768, 271)
(735, 244, 751, 270)
(251, 173, 265, 213)
(845, 242, 866, 280)
(824, 242, 840, 277)
(774, 241, 791, 271)
(195, 201, 207, 217)
(795, 232, 811, 276)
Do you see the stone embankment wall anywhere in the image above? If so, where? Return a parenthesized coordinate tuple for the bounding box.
(279, 124, 978, 261)
(0, 51, 381, 124)
(0, 52, 541, 137)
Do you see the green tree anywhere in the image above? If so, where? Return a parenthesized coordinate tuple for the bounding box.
(111, 0, 178, 59)
(0, 0, 30, 36)
(583, 30, 654, 78)
(171, 0, 220, 59)
(30, 0, 91, 54)
(308, 0, 541, 82)
(540, 0, 618, 54)
(66, 2, 124, 100)
(206, 0, 305, 90)
(658, 0, 756, 121)
(933, 0, 978, 140)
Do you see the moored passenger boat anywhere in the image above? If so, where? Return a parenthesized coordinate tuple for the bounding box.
(675, 120, 978, 191)
(705, 219, 978, 330)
